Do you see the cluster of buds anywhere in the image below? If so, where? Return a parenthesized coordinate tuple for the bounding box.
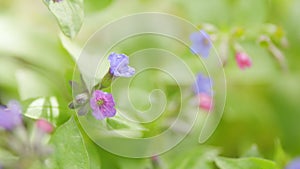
(197, 23, 289, 72)
(189, 23, 288, 112)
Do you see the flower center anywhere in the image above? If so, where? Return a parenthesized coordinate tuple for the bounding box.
(97, 99, 104, 106)
(203, 38, 210, 46)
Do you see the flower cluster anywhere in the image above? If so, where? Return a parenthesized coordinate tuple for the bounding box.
(70, 52, 135, 120)
(0, 100, 54, 169)
(190, 30, 214, 112)
(189, 29, 254, 111)
(190, 29, 253, 70)
(193, 73, 213, 112)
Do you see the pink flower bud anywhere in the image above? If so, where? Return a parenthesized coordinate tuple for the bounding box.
(36, 119, 54, 134)
(198, 93, 213, 111)
(235, 52, 252, 70)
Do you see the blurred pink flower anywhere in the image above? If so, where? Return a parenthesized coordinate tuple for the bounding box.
(235, 52, 252, 70)
(36, 119, 54, 134)
(198, 93, 213, 111)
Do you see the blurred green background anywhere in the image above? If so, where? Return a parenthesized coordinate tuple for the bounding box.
(0, 0, 300, 168)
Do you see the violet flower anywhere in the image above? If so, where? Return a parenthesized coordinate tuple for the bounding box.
(193, 73, 213, 96)
(190, 30, 212, 58)
(0, 100, 22, 130)
(90, 90, 116, 120)
(108, 52, 135, 77)
(286, 158, 300, 169)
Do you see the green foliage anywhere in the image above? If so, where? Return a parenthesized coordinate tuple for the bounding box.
(1, 0, 300, 168)
(84, 0, 114, 13)
(43, 0, 84, 38)
(169, 147, 219, 169)
(215, 157, 278, 169)
(274, 140, 290, 169)
(49, 117, 90, 169)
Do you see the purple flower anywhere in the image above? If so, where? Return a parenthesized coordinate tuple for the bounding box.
(0, 100, 22, 130)
(90, 90, 116, 120)
(190, 30, 212, 58)
(286, 158, 300, 169)
(108, 52, 135, 77)
(193, 73, 213, 96)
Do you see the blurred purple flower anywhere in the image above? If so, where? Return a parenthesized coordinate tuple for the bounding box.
(193, 73, 213, 96)
(190, 30, 212, 58)
(193, 74, 214, 111)
(0, 100, 22, 130)
(108, 52, 135, 77)
(90, 90, 116, 120)
(286, 158, 300, 169)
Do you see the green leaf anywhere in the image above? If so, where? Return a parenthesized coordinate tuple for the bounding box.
(274, 140, 290, 169)
(215, 157, 279, 169)
(24, 97, 60, 125)
(59, 33, 82, 61)
(16, 69, 52, 100)
(50, 117, 90, 169)
(168, 147, 219, 169)
(240, 144, 263, 158)
(44, 0, 84, 38)
(117, 158, 152, 169)
(84, 0, 114, 13)
(106, 113, 147, 137)
(0, 148, 18, 167)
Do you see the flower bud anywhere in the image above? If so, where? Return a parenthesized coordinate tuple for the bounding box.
(235, 52, 252, 70)
(198, 93, 213, 112)
(36, 119, 54, 134)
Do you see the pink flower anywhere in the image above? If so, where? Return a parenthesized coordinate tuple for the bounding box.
(198, 93, 213, 111)
(36, 119, 54, 133)
(235, 52, 252, 70)
(90, 90, 116, 120)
